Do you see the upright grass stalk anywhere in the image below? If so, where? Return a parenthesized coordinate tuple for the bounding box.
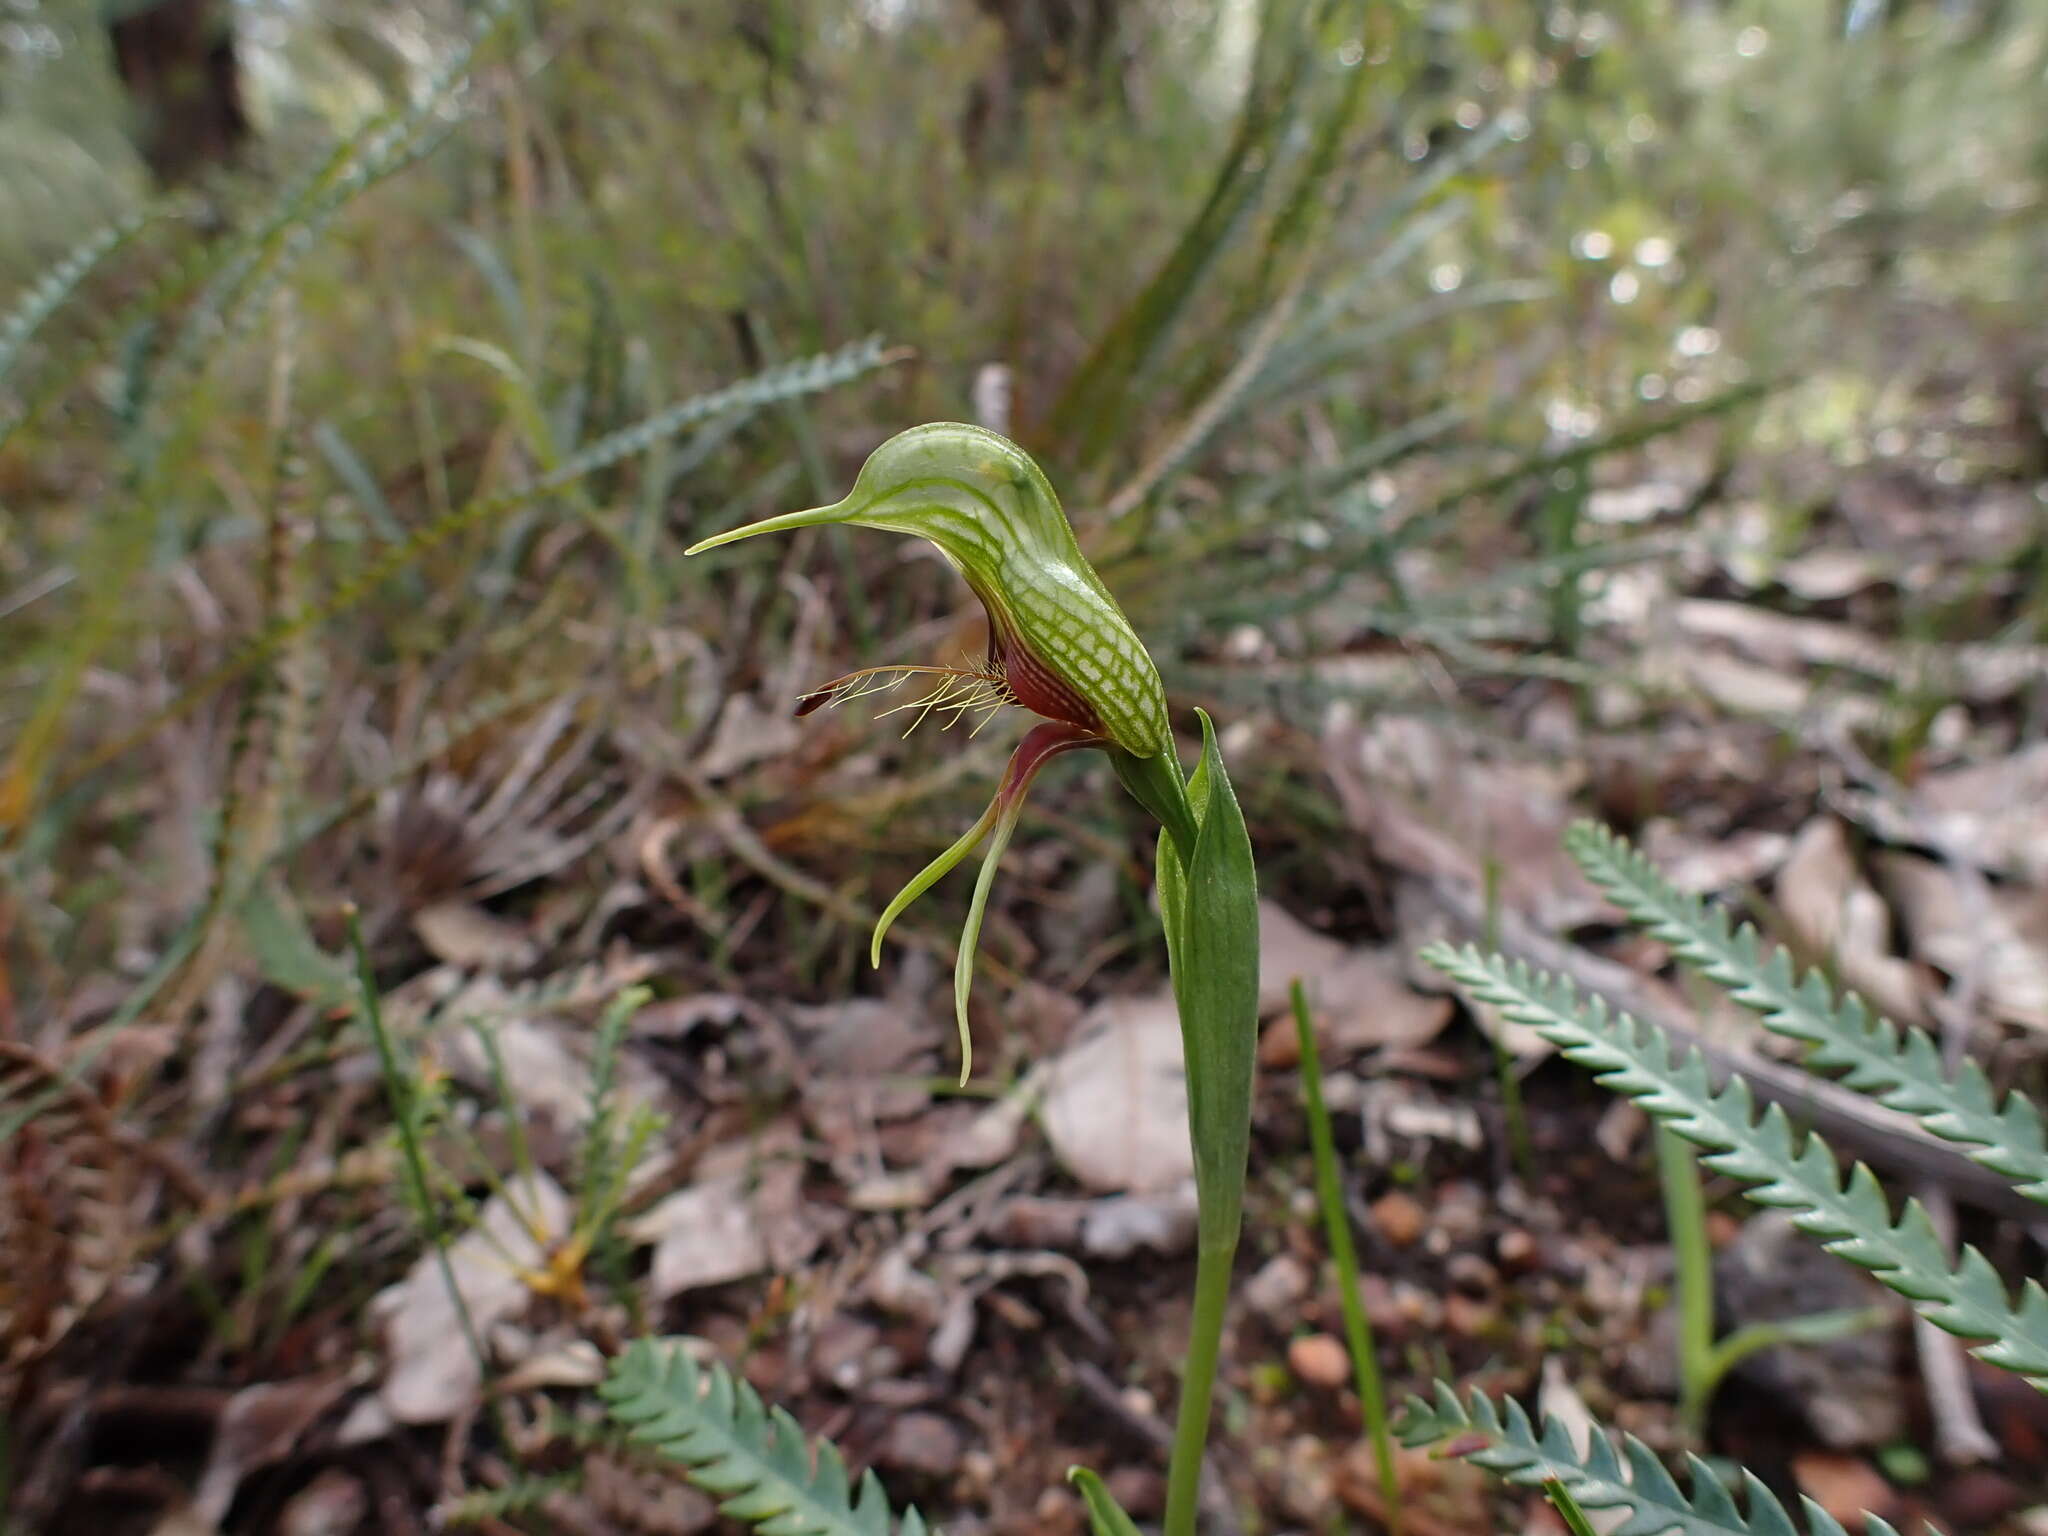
(1483, 858, 1536, 1182)
(345, 906, 496, 1429)
(1292, 980, 1401, 1535)
(1656, 1124, 1718, 1438)
(1543, 1477, 1603, 1536)
(1662, 1120, 1883, 1440)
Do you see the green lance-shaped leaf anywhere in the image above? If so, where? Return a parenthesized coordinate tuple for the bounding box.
(1068, 1469, 1144, 1536)
(1155, 710, 1260, 1250)
(687, 422, 1173, 759)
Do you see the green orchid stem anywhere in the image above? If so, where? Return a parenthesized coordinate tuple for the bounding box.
(1164, 1234, 1235, 1536)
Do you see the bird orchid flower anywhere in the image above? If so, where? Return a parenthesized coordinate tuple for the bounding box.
(689, 425, 1261, 1536)
(685, 422, 1181, 1080)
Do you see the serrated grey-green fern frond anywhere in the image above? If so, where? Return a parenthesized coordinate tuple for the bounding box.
(441, 1470, 584, 1527)
(601, 1341, 932, 1536)
(1422, 943, 2048, 1391)
(138, 0, 515, 473)
(1565, 821, 2048, 1204)
(56, 337, 895, 799)
(1396, 1383, 1900, 1536)
(0, 207, 155, 392)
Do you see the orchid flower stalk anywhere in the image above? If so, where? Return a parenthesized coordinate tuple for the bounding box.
(687, 423, 1259, 1536)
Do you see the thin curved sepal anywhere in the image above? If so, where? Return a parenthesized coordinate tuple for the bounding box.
(870, 721, 1102, 1083)
(952, 787, 1031, 1086)
(870, 799, 1000, 968)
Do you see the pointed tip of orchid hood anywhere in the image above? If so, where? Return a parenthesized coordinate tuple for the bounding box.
(684, 499, 853, 556)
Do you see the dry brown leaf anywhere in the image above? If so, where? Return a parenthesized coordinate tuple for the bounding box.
(372, 1171, 570, 1424)
(1253, 900, 1349, 1011)
(1077, 1183, 1200, 1258)
(1677, 599, 1890, 673)
(1879, 853, 2048, 1032)
(1039, 993, 1192, 1193)
(1677, 598, 2048, 703)
(146, 1504, 219, 1536)
(275, 1468, 369, 1536)
(1777, 818, 1927, 1025)
(1900, 743, 2048, 886)
(625, 1122, 830, 1301)
(443, 1006, 595, 1126)
(1536, 1359, 1599, 1461)
(789, 997, 935, 1114)
(1587, 480, 1689, 524)
(193, 1374, 352, 1525)
(1673, 649, 1883, 735)
(495, 1337, 606, 1393)
(697, 692, 801, 781)
(1775, 548, 1892, 601)
(434, 978, 668, 1130)
(412, 901, 538, 970)
(1255, 902, 1452, 1065)
(1323, 710, 1607, 931)
(1638, 820, 1790, 895)
(1791, 1452, 1899, 1531)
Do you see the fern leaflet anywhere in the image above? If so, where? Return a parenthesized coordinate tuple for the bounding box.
(49, 336, 897, 802)
(1422, 944, 2048, 1391)
(1396, 1383, 1900, 1536)
(1566, 821, 2048, 1204)
(601, 1340, 931, 1536)
(0, 207, 157, 394)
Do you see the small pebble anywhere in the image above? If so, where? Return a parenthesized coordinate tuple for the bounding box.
(1447, 1252, 1499, 1296)
(1791, 1451, 1899, 1529)
(878, 1412, 966, 1478)
(1392, 1280, 1442, 1330)
(1243, 1253, 1313, 1321)
(811, 1316, 882, 1393)
(1358, 1273, 1406, 1338)
(1288, 1332, 1353, 1389)
(277, 1470, 368, 1536)
(1371, 1191, 1426, 1249)
(1497, 1228, 1540, 1272)
(1444, 1293, 1499, 1339)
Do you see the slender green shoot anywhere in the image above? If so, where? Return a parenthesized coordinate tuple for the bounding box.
(344, 906, 494, 1418)
(1070, 1467, 1144, 1536)
(1483, 857, 1536, 1182)
(1657, 1125, 1719, 1438)
(1703, 1307, 1891, 1403)
(1293, 979, 1401, 1535)
(1543, 1476, 1603, 1536)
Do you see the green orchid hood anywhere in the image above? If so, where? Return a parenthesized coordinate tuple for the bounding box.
(686, 422, 1172, 759)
